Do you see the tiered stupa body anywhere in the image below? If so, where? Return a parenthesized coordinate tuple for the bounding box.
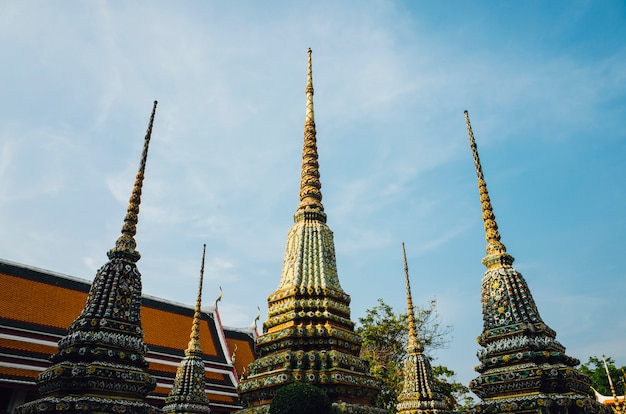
(163, 244, 212, 414)
(237, 49, 385, 414)
(15, 102, 161, 414)
(464, 111, 610, 414)
(396, 243, 449, 414)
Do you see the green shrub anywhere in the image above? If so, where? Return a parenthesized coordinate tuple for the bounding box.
(269, 382, 332, 414)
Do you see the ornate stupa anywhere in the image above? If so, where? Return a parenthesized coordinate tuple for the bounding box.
(237, 49, 385, 414)
(396, 243, 449, 414)
(464, 110, 610, 414)
(15, 102, 161, 414)
(163, 244, 212, 414)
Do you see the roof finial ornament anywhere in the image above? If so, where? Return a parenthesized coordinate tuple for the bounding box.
(295, 48, 326, 223)
(464, 110, 513, 269)
(231, 343, 238, 366)
(215, 286, 223, 308)
(187, 244, 206, 355)
(254, 306, 261, 328)
(402, 242, 423, 353)
(109, 100, 158, 262)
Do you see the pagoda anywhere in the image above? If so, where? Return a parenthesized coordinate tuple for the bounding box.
(15, 102, 161, 414)
(396, 243, 449, 414)
(237, 49, 386, 414)
(464, 110, 610, 414)
(162, 244, 212, 414)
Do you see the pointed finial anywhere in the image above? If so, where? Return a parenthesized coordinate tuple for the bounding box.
(231, 343, 238, 366)
(464, 110, 513, 268)
(306, 48, 314, 123)
(186, 244, 206, 356)
(254, 306, 261, 327)
(295, 48, 326, 222)
(602, 355, 619, 400)
(402, 243, 423, 353)
(108, 100, 158, 262)
(215, 286, 223, 308)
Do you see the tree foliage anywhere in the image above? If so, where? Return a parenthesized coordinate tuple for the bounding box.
(269, 382, 332, 414)
(356, 298, 474, 413)
(579, 356, 625, 397)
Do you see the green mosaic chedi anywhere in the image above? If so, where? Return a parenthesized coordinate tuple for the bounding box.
(15, 102, 161, 414)
(464, 111, 610, 414)
(237, 49, 386, 414)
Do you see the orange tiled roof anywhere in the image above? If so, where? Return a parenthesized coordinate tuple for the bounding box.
(0, 259, 256, 413)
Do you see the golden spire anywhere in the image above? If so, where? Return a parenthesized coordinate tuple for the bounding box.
(402, 243, 423, 353)
(108, 100, 158, 262)
(186, 244, 206, 356)
(295, 48, 326, 223)
(602, 355, 619, 401)
(464, 110, 513, 269)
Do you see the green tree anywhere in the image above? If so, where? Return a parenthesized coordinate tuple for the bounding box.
(356, 298, 474, 413)
(580, 356, 625, 397)
(433, 365, 475, 412)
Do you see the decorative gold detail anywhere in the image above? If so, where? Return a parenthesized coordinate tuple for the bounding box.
(237, 50, 383, 414)
(187, 244, 206, 356)
(402, 242, 423, 353)
(397, 243, 448, 414)
(464, 110, 513, 269)
(108, 101, 158, 263)
(163, 243, 211, 413)
(231, 343, 238, 366)
(600, 355, 626, 413)
(295, 48, 326, 223)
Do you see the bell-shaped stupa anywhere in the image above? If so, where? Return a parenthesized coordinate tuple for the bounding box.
(237, 49, 386, 414)
(464, 110, 610, 414)
(15, 101, 161, 414)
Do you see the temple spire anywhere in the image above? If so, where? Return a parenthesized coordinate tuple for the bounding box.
(109, 100, 158, 262)
(397, 243, 448, 414)
(464, 110, 513, 269)
(187, 244, 206, 356)
(402, 242, 422, 353)
(163, 244, 211, 414)
(238, 49, 383, 413)
(465, 111, 606, 414)
(14, 101, 161, 414)
(295, 48, 326, 223)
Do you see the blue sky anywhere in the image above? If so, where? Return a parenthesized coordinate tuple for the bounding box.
(1, 1, 625, 390)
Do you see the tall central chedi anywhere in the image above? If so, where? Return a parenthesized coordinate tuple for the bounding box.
(464, 111, 609, 414)
(237, 49, 385, 414)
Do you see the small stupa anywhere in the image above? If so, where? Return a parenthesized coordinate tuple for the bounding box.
(236, 49, 386, 414)
(464, 110, 610, 414)
(396, 243, 449, 414)
(15, 101, 161, 414)
(162, 244, 212, 414)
